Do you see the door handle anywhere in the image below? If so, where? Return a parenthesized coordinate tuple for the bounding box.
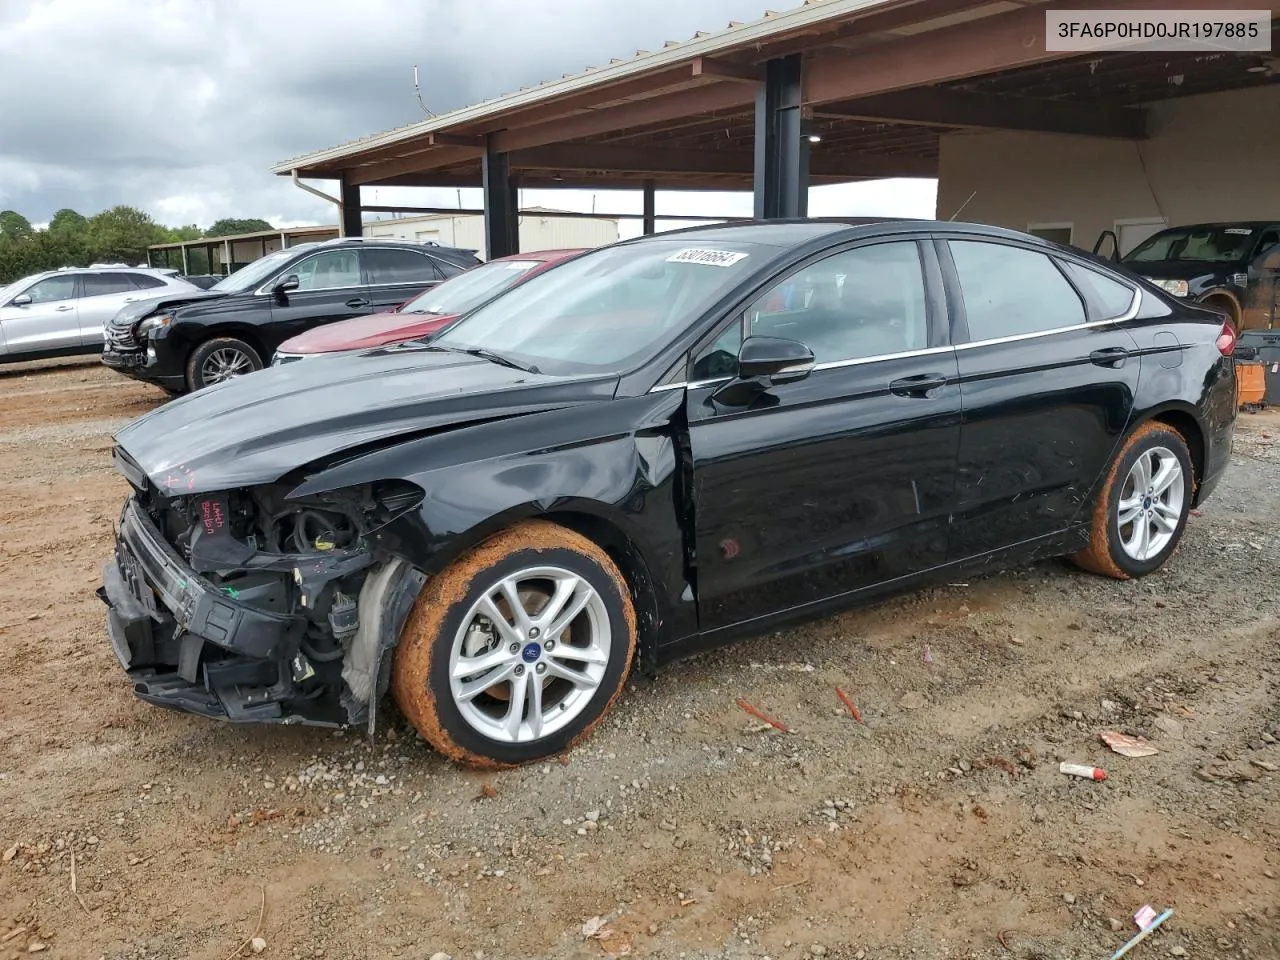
(1089, 346, 1131, 368)
(55, 305, 74, 312)
(889, 373, 948, 397)
(345, 297, 370, 308)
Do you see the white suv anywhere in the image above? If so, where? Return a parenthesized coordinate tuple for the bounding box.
(0, 266, 198, 364)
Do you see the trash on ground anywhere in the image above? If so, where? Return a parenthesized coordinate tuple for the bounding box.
(834, 686, 863, 722)
(1059, 761, 1106, 781)
(1133, 904, 1158, 930)
(735, 698, 790, 733)
(1108, 906, 1174, 960)
(1100, 730, 1159, 758)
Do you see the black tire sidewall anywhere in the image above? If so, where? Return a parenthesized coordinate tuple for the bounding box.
(1104, 427, 1194, 577)
(423, 545, 633, 765)
(187, 338, 262, 391)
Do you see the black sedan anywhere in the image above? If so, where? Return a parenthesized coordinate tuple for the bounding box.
(99, 219, 1237, 767)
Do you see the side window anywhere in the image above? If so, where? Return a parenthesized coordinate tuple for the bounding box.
(690, 319, 744, 381)
(1060, 261, 1136, 320)
(1256, 230, 1280, 258)
(949, 241, 1085, 341)
(82, 273, 138, 297)
(129, 274, 167, 290)
(24, 276, 79, 304)
(293, 250, 362, 291)
(431, 257, 467, 279)
(365, 248, 442, 285)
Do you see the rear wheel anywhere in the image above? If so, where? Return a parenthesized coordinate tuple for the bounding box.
(186, 337, 262, 391)
(1072, 421, 1194, 579)
(391, 520, 637, 767)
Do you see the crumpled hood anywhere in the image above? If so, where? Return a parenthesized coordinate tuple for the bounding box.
(114, 346, 618, 494)
(111, 289, 229, 327)
(277, 309, 460, 355)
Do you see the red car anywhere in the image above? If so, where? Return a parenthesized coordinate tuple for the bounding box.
(271, 249, 584, 363)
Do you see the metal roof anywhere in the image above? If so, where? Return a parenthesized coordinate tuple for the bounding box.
(271, 0, 900, 174)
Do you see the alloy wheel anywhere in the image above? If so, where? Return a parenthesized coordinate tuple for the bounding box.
(1115, 445, 1184, 562)
(447, 566, 610, 743)
(202, 347, 254, 384)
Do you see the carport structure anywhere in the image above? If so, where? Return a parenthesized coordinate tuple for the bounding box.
(273, 0, 1280, 260)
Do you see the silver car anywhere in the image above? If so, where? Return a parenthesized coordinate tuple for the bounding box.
(0, 266, 198, 364)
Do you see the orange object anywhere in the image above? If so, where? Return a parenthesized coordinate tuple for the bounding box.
(735, 698, 790, 732)
(835, 686, 863, 722)
(1237, 361, 1265, 408)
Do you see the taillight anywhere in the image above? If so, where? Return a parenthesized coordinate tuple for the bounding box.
(1216, 322, 1237, 357)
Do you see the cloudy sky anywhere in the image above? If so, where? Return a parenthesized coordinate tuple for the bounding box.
(0, 0, 936, 234)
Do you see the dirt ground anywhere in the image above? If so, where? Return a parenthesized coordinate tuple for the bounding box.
(1, 358, 1277, 960)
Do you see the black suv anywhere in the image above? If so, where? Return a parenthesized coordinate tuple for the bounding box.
(102, 239, 481, 393)
(1096, 221, 1280, 331)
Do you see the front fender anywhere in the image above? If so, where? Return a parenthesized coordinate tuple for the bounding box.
(290, 389, 692, 635)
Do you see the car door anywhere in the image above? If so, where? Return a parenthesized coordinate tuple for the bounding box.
(363, 247, 445, 313)
(684, 239, 961, 633)
(77, 272, 147, 346)
(267, 248, 372, 347)
(1242, 226, 1280, 330)
(0, 274, 81, 354)
(940, 236, 1142, 561)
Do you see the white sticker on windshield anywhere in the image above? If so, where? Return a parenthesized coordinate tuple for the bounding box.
(667, 248, 749, 267)
(1225, 228, 1253, 235)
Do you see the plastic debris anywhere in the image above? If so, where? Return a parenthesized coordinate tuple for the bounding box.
(735, 698, 789, 732)
(1059, 761, 1106, 781)
(1100, 730, 1159, 758)
(1108, 907, 1174, 959)
(834, 686, 863, 722)
(1133, 905, 1158, 930)
(922, 644, 935, 664)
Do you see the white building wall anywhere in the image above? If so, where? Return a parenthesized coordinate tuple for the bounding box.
(936, 85, 1280, 253)
(364, 212, 618, 259)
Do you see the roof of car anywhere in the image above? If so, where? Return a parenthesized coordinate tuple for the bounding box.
(619, 218, 1061, 248)
(491, 249, 587, 262)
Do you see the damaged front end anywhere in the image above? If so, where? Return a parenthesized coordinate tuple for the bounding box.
(98, 446, 425, 729)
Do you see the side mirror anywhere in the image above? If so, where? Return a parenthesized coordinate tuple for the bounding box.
(274, 275, 300, 295)
(10, 293, 32, 307)
(713, 336, 815, 405)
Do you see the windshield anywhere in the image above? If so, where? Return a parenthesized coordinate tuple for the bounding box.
(1123, 226, 1257, 264)
(402, 259, 544, 316)
(209, 247, 303, 293)
(432, 240, 765, 375)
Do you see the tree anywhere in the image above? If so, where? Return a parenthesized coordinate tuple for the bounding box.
(164, 224, 203, 242)
(205, 217, 274, 238)
(87, 205, 167, 265)
(48, 208, 88, 237)
(0, 210, 33, 242)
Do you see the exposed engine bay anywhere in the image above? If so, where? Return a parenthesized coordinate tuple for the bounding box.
(101, 466, 426, 729)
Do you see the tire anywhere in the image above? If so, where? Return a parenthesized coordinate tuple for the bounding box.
(391, 520, 637, 768)
(186, 337, 262, 391)
(1072, 420, 1195, 579)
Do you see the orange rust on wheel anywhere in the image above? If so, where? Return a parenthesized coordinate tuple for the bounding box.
(1071, 420, 1190, 580)
(390, 519, 637, 769)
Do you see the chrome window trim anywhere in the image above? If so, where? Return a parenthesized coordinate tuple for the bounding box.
(954, 286, 1139, 351)
(648, 344, 955, 393)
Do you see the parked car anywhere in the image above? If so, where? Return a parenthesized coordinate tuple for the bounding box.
(1095, 221, 1280, 332)
(0, 267, 198, 364)
(99, 219, 1236, 767)
(271, 249, 585, 363)
(101, 238, 481, 393)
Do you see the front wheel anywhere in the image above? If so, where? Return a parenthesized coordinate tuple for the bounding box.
(391, 520, 637, 767)
(186, 337, 262, 391)
(1072, 421, 1194, 579)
